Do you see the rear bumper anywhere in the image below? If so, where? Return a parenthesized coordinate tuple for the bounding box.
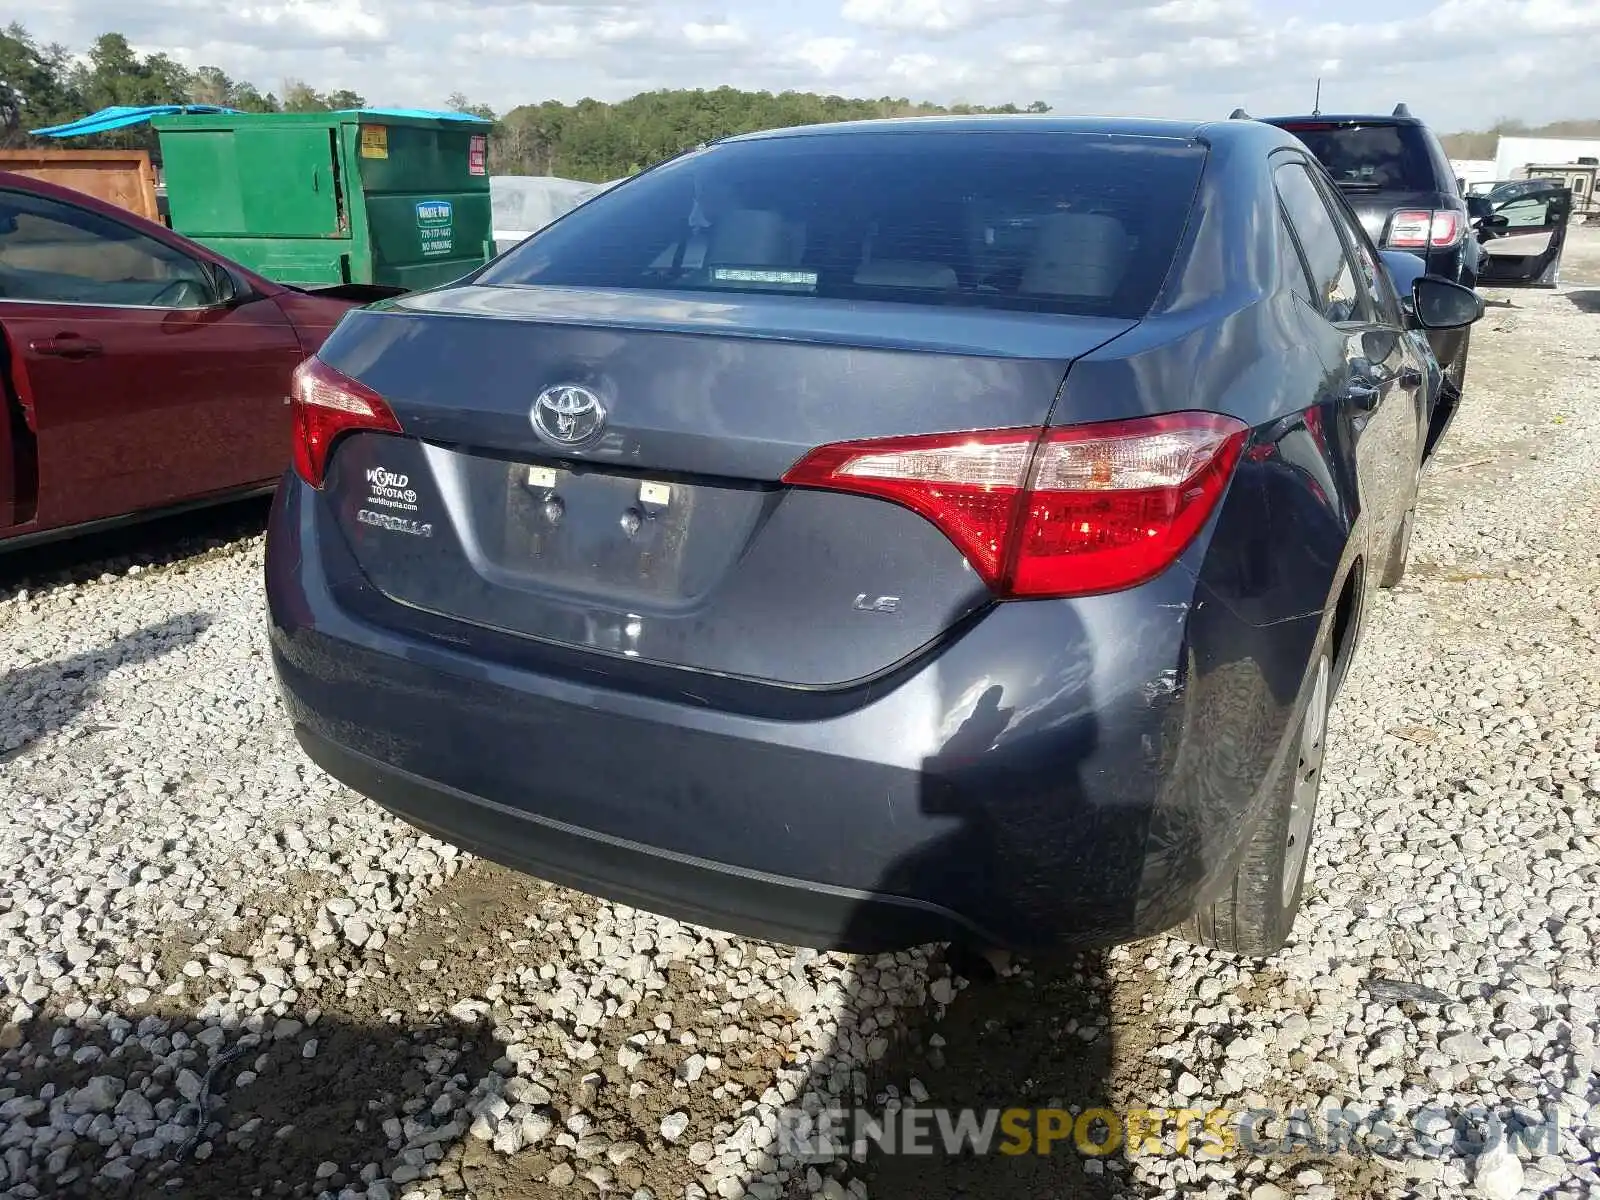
(294, 723, 993, 950)
(267, 476, 1321, 950)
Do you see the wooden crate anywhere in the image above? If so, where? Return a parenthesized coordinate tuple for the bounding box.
(0, 149, 160, 222)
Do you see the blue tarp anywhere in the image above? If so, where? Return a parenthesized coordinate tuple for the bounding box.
(31, 105, 237, 137)
(32, 103, 492, 137)
(345, 108, 491, 124)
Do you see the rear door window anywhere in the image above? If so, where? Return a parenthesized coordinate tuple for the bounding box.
(477, 132, 1207, 320)
(1274, 161, 1370, 324)
(1276, 206, 1316, 304)
(1308, 170, 1402, 324)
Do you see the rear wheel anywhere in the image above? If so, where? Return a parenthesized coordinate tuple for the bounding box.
(1181, 638, 1333, 957)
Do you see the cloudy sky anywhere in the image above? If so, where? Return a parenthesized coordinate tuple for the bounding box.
(20, 0, 1600, 131)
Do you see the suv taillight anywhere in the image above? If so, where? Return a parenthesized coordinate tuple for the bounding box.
(290, 357, 402, 488)
(781, 412, 1248, 599)
(1386, 208, 1461, 249)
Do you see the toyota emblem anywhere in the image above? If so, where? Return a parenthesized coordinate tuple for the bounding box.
(531, 383, 607, 447)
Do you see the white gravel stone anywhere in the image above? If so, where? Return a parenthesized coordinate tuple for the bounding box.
(1473, 1141, 1524, 1200)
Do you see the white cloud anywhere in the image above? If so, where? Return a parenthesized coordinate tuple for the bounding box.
(682, 21, 749, 49)
(791, 36, 859, 77)
(230, 0, 386, 42)
(14, 0, 1600, 129)
(839, 0, 980, 33)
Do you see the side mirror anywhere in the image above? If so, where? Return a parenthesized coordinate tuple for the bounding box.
(1465, 194, 1492, 220)
(1482, 213, 1510, 231)
(1411, 276, 1484, 330)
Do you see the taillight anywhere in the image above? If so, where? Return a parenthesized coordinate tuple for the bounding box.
(781, 412, 1248, 599)
(1427, 210, 1461, 246)
(290, 357, 401, 488)
(1386, 209, 1461, 248)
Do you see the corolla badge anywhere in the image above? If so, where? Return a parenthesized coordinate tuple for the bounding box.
(532, 383, 607, 447)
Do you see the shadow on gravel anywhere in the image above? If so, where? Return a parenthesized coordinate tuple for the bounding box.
(0, 1004, 504, 1199)
(1567, 289, 1600, 314)
(0, 495, 271, 604)
(778, 657, 1160, 1198)
(0, 612, 213, 756)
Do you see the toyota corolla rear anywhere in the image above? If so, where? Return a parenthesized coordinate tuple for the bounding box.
(267, 122, 1315, 951)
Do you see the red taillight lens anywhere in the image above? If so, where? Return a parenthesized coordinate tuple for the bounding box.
(290, 357, 401, 488)
(1011, 413, 1249, 596)
(1427, 209, 1461, 247)
(1386, 208, 1462, 249)
(781, 412, 1248, 599)
(1386, 209, 1433, 248)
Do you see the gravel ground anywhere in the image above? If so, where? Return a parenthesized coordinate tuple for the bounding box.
(3, 234, 1599, 1200)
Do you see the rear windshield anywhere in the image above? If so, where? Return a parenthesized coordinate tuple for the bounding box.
(476, 131, 1206, 319)
(1276, 122, 1437, 192)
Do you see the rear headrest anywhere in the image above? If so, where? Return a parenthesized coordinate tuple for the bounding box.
(1020, 213, 1129, 300)
(853, 260, 959, 290)
(707, 209, 802, 265)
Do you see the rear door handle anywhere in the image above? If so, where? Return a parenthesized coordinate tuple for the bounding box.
(30, 335, 104, 361)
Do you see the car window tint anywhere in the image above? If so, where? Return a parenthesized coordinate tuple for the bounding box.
(1277, 122, 1435, 191)
(1276, 206, 1315, 304)
(1274, 162, 1366, 324)
(1309, 171, 1399, 322)
(0, 190, 215, 309)
(477, 133, 1208, 320)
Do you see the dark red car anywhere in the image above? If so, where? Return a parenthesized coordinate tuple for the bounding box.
(0, 171, 363, 548)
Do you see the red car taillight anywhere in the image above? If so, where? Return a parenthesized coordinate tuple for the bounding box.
(782, 412, 1248, 599)
(1386, 208, 1461, 249)
(290, 357, 402, 488)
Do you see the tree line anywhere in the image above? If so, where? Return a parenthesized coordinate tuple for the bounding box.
(0, 26, 369, 154)
(7, 24, 1592, 182)
(1439, 118, 1600, 162)
(1, 24, 1048, 180)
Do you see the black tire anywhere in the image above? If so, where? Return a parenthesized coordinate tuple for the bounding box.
(1181, 634, 1334, 957)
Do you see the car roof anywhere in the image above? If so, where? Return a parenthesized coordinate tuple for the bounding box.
(718, 113, 1301, 153)
(1261, 113, 1424, 127)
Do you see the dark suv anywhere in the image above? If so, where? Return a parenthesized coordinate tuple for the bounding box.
(1250, 104, 1480, 448)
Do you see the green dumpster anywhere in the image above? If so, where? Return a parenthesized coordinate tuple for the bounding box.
(151, 110, 493, 292)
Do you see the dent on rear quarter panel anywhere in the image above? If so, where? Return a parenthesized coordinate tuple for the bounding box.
(1049, 131, 1362, 930)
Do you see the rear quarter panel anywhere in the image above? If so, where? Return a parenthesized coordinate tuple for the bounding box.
(271, 290, 361, 355)
(1069, 127, 1364, 661)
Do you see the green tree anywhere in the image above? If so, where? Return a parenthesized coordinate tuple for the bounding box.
(447, 91, 497, 121)
(0, 23, 82, 144)
(323, 88, 365, 111)
(490, 86, 1057, 181)
(53, 32, 192, 152)
(281, 78, 327, 112)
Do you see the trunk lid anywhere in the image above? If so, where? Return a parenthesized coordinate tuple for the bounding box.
(316, 285, 1135, 687)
